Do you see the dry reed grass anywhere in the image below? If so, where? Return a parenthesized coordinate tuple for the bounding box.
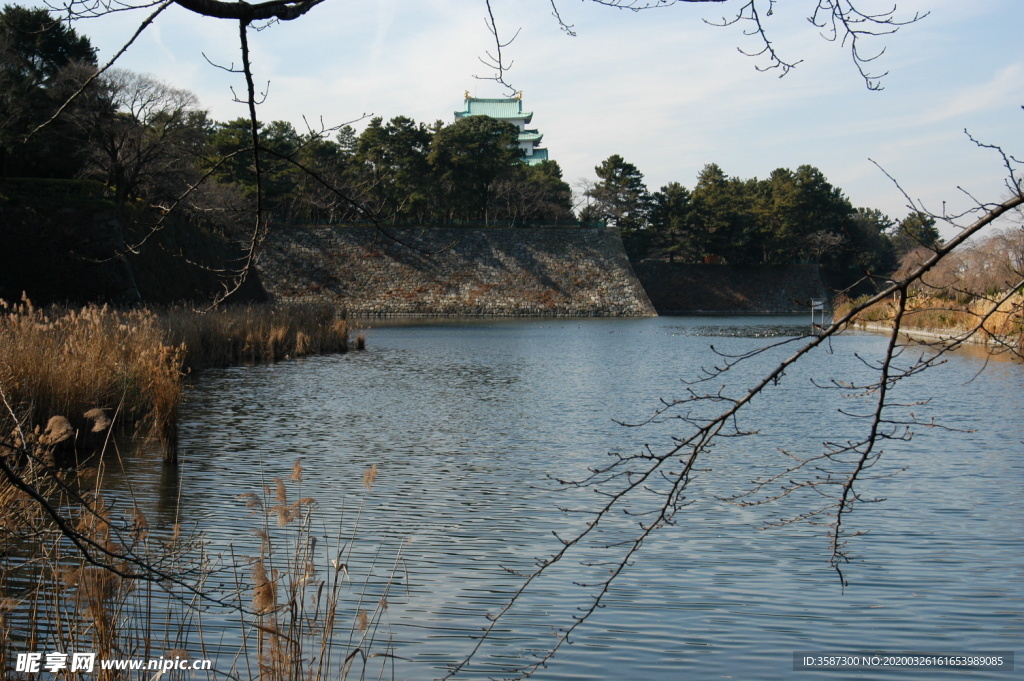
(161, 304, 352, 369)
(237, 462, 398, 681)
(837, 291, 1024, 350)
(1, 301, 374, 679)
(0, 299, 358, 459)
(2, 441, 393, 680)
(0, 298, 184, 454)
(0, 426, 189, 680)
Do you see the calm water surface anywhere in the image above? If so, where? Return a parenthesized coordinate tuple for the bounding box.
(107, 316, 1022, 680)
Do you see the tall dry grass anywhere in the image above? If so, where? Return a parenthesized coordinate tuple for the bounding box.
(1, 448, 393, 681)
(1, 302, 376, 679)
(0, 299, 184, 454)
(161, 304, 353, 369)
(235, 461, 398, 681)
(836, 291, 1024, 350)
(0, 300, 360, 459)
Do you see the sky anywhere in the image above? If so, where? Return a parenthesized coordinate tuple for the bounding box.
(46, 0, 1024, 235)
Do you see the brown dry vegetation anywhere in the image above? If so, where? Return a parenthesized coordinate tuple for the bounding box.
(838, 291, 1023, 342)
(837, 227, 1024, 351)
(161, 304, 354, 369)
(0, 299, 359, 458)
(0, 296, 381, 679)
(0, 448, 391, 680)
(896, 226, 1024, 298)
(0, 300, 184, 453)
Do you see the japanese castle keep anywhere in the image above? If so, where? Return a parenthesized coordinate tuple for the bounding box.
(455, 93, 550, 165)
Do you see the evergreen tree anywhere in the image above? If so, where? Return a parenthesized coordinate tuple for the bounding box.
(842, 207, 897, 280)
(689, 163, 735, 261)
(648, 181, 692, 261)
(490, 159, 574, 224)
(353, 116, 433, 222)
(428, 116, 520, 222)
(0, 5, 98, 178)
(588, 155, 650, 229)
(207, 118, 302, 218)
(891, 211, 941, 256)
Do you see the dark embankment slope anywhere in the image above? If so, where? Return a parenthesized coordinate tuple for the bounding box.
(634, 262, 828, 314)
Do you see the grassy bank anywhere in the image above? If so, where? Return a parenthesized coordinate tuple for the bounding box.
(0, 300, 362, 459)
(836, 291, 1024, 350)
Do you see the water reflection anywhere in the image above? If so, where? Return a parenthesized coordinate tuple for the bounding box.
(98, 317, 1022, 680)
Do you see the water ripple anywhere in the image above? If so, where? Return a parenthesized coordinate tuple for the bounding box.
(96, 317, 1023, 680)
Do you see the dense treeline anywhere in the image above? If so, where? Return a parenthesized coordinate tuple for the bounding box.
(580, 155, 942, 291)
(3, 3, 949, 296)
(0, 5, 574, 229)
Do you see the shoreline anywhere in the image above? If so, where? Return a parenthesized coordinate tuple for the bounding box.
(849, 319, 1006, 347)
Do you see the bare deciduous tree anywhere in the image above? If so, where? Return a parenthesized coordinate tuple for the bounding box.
(81, 68, 204, 204)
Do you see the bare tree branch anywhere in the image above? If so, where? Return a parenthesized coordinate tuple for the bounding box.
(448, 160, 1024, 675)
(174, 0, 326, 22)
(27, 0, 174, 139)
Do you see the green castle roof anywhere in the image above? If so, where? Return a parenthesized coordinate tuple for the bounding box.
(455, 97, 533, 123)
(455, 95, 549, 165)
(524, 148, 549, 165)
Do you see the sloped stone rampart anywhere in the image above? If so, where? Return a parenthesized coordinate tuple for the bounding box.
(260, 225, 657, 317)
(634, 262, 829, 314)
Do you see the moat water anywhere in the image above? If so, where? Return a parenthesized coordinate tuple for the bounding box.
(104, 316, 1022, 680)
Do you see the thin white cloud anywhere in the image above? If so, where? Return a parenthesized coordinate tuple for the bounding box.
(920, 63, 1024, 125)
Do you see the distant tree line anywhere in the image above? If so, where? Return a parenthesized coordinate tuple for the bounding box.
(0, 5, 574, 230)
(580, 154, 942, 291)
(2, 3, 944, 294)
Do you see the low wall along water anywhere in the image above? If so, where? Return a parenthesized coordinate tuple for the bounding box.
(633, 262, 829, 314)
(260, 224, 657, 317)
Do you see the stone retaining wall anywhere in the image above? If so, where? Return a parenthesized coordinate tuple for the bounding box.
(260, 224, 657, 317)
(851, 320, 1005, 347)
(633, 262, 829, 314)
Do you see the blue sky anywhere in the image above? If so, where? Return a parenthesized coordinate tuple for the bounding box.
(56, 0, 1023, 234)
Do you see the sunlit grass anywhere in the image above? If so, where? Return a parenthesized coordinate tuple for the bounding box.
(836, 291, 1023, 349)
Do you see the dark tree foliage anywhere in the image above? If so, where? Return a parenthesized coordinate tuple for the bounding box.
(353, 115, 434, 222)
(288, 128, 351, 224)
(647, 181, 692, 261)
(490, 159, 575, 225)
(689, 162, 737, 260)
(0, 4, 97, 178)
(428, 115, 522, 223)
(586, 154, 651, 256)
(834, 207, 898, 290)
(616, 158, 900, 290)
(890, 210, 941, 256)
(588, 154, 650, 228)
(206, 117, 304, 218)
